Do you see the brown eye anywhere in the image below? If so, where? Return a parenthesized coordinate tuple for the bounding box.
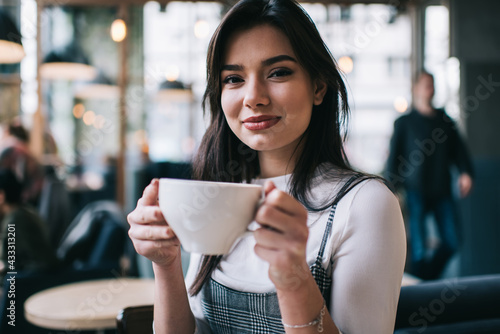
(269, 69, 293, 78)
(223, 75, 244, 84)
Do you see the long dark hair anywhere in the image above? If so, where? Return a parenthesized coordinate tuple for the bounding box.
(190, 0, 371, 295)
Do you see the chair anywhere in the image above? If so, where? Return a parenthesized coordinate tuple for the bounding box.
(116, 305, 154, 334)
(56, 200, 135, 274)
(116, 275, 500, 334)
(38, 167, 74, 247)
(395, 274, 500, 333)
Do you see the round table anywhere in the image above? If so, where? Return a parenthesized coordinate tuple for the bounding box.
(24, 278, 155, 332)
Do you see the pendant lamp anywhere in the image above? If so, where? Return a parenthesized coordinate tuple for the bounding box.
(156, 80, 192, 103)
(0, 8, 25, 64)
(74, 71, 119, 100)
(40, 44, 98, 81)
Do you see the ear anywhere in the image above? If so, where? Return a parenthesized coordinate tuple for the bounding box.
(313, 79, 327, 106)
(0, 191, 5, 206)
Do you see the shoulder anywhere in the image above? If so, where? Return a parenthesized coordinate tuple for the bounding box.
(436, 109, 459, 129)
(352, 178, 395, 200)
(337, 178, 403, 230)
(329, 177, 406, 270)
(349, 178, 399, 210)
(393, 112, 413, 129)
(10, 206, 44, 227)
(309, 168, 397, 207)
(18, 205, 42, 218)
(434, 108, 450, 121)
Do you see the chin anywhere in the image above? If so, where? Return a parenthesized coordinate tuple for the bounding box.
(245, 142, 267, 151)
(243, 140, 272, 152)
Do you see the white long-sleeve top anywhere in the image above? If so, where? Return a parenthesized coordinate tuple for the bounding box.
(185, 173, 406, 334)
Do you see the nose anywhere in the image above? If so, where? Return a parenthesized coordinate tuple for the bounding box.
(243, 76, 270, 109)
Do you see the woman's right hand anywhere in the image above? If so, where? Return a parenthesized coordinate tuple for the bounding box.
(127, 179, 181, 268)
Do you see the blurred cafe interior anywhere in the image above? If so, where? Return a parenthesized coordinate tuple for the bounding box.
(0, 0, 499, 333)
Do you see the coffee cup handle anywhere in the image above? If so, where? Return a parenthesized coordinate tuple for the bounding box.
(242, 230, 254, 238)
(242, 191, 266, 238)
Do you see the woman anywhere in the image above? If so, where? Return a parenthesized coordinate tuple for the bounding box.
(127, 0, 406, 332)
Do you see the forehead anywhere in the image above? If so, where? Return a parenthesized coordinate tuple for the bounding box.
(417, 74, 434, 85)
(223, 24, 295, 63)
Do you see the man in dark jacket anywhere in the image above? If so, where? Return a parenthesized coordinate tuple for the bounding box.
(385, 72, 473, 279)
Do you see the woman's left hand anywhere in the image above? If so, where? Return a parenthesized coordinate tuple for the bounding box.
(254, 180, 311, 292)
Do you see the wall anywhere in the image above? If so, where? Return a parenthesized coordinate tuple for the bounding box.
(450, 0, 500, 275)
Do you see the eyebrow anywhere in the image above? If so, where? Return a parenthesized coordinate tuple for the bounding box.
(221, 54, 297, 72)
(262, 54, 297, 67)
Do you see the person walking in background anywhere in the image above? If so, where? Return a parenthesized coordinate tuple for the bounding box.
(0, 121, 44, 206)
(385, 71, 474, 280)
(0, 168, 58, 284)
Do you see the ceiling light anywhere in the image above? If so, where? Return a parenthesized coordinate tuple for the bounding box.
(111, 19, 127, 42)
(40, 44, 98, 81)
(0, 9, 26, 64)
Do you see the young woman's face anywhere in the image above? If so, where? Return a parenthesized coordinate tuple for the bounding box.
(220, 24, 325, 155)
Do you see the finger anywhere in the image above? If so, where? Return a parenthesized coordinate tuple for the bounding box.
(253, 245, 311, 288)
(255, 206, 309, 251)
(264, 188, 308, 219)
(128, 224, 176, 241)
(264, 180, 277, 196)
(258, 256, 312, 290)
(254, 243, 280, 265)
(254, 244, 303, 271)
(127, 206, 165, 225)
(132, 238, 180, 257)
(255, 204, 292, 232)
(255, 208, 309, 243)
(139, 179, 160, 206)
(254, 226, 289, 250)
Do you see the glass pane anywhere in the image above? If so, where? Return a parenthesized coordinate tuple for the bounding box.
(302, 3, 412, 174)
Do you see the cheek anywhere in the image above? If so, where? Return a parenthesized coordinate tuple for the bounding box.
(221, 91, 240, 120)
(221, 95, 242, 137)
(282, 81, 315, 107)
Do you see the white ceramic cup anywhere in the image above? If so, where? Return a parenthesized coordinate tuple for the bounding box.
(158, 178, 263, 255)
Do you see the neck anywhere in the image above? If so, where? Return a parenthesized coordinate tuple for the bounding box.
(258, 147, 299, 179)
(414, 99, 435, 116)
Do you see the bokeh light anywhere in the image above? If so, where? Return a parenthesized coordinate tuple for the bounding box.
(93, 115, 106, 129)
(165, 65, 180, 82)
(111, 19, 127, 42)
(338, 56, 354, 74)
(194, 20, 210, 39)
(394, 96, 409, 113)
(83, 110, 96, 125)
(73, 104, 85, 119)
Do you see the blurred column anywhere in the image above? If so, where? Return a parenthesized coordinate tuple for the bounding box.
(449, 0, 500, 276)
(117, 4, 129, 208)
(31, 0, 44, 160)
(409, 1, 424, 87)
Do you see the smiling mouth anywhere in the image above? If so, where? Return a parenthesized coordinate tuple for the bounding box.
(242, 115, 282, 130)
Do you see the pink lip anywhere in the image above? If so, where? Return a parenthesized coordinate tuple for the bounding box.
(242, 115, 281, 130)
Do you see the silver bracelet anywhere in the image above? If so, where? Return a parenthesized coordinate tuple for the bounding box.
(282, 300, 326, 332)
